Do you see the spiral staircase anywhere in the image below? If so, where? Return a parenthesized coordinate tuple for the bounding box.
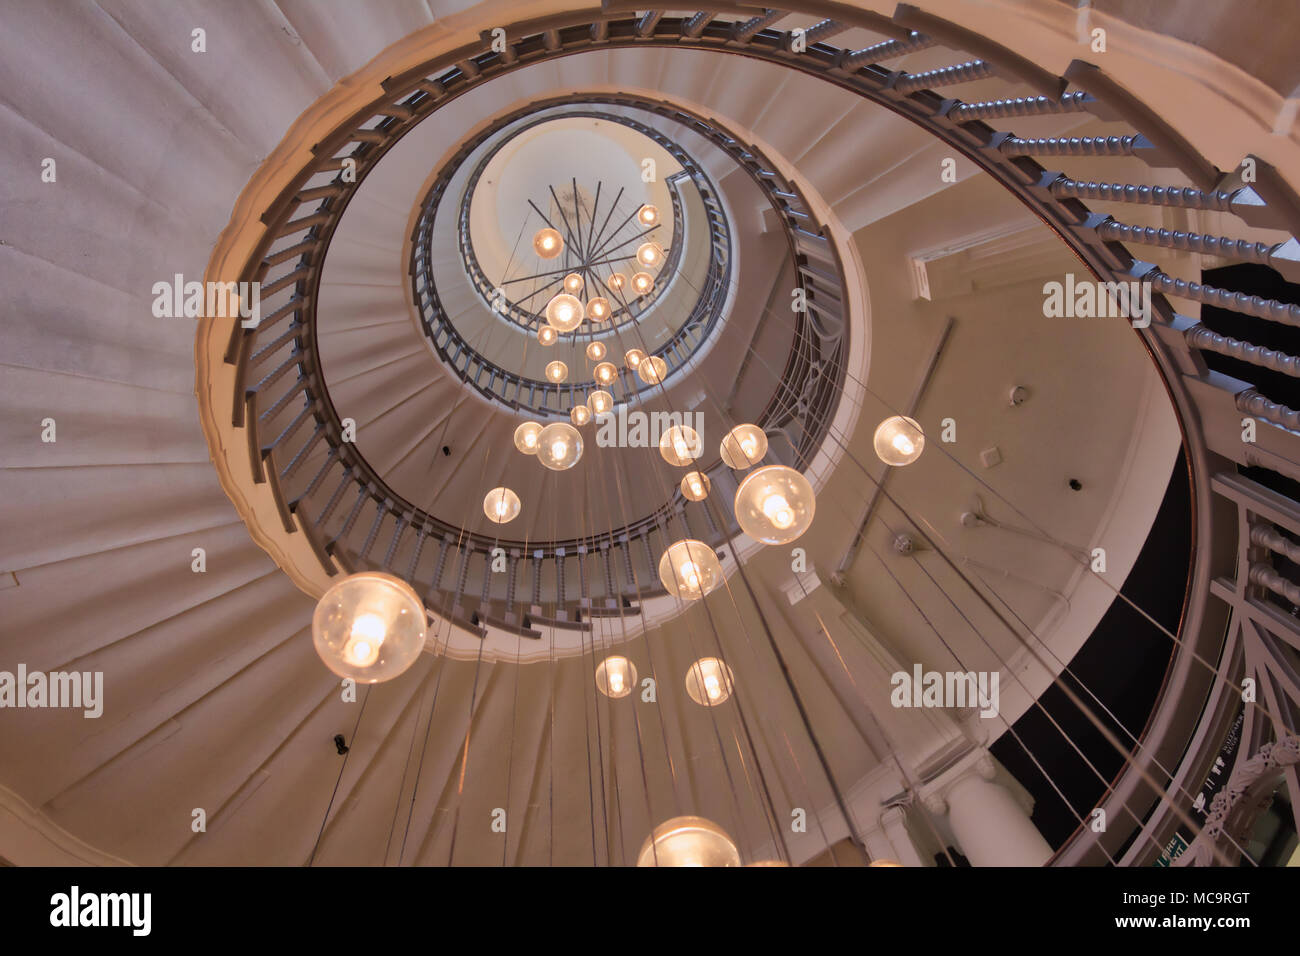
(2, 1, 1299, 867)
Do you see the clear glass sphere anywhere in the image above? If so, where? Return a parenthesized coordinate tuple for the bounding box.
(483, 486, 521, 524)
(657, 539, 723, 600)
(595, 655, 637, 699)
(637, 355, 668, 385)
(869, 859, 905, 867)
(533, 227, 563, 259)
(719, 424, 768, 469)
(685, 657, 734, 706)
(545, 293, 584, 332)
(747, 861, 791, 867)
(536, 422, 582, 470)
(659, 424, 702, 466)
(513, 421, 543, 454)
(545, 360, 568, 383)
(637, 204, 659, 227)
(586, 297, 611, 322)
(734, 465, 816, 544)
(873, 415, 925, 466)
(637, 816, 739, 867)
(312, 572, 426, 683)
(631, 272, 654, 295)
(586, 341, 607, 361)
(570, 404, 591, 426)
(563, 273, 584, 295)
(608, 273, 628, 294)
(593, 361, 618, 386)
(537, 324, 558, 347)
(636, 242, 664, 268)
(680, 470, 711, 501)
(587, 390, 614, 416)
(624, 348, 646, 369)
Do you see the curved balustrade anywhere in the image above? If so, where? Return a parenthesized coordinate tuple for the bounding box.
(214, 6, 1300, 864)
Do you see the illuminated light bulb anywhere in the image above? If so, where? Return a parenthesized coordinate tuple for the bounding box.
(570, 404, 592, 426)
(537, 325, 558, 346)
(624, 348, 646, 369)
(482, 486, 521, 524)
(658, 425, 701, 466)
(593, 361, 618, 386)
(563, 272, 584, 295)
(585, 341, 607, 361)
(680, 470, 710, 501)
(873, 415, 925, 466)
(596, 655, 637, 699)
(685, 657, 734, 707)
(733, 465, 815, 544)
(545, 293, 584, 332)
(870, 859, 905, 867)
(513, 421, 543, 454)
(657, 539, 722, 600)
(533, 227, 563, 259)
(312, 572, 426, 683)
(719, 424, 768, 469)
(586, 297, 611, 322)
(536, 422, 582, 470)
(545, 360, 568, 383)
(587, 390, 614, 416)
(608, 273, 628, 293)
(637, 355, 668, 385)
(637, 204, 659, 227)
(637, 816, 739, 867)
(631, 272, 654, 295)
(636, 242, 664, 268)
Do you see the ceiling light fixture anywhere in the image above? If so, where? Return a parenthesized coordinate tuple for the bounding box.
(312, 572, 426, 683)
(545, 293, 583, 332)
(537, 325, 558, 346)
(680, 470, 710, 501)
(637, 816, 739, 867)
(637, 354, 668, 385)
(719, 424, 768, 469)
(483, 486, 521, 524)
(631, 272, 654, 295)
(545, 360, 568, 383)
(733, 465, 815, 544)
(685, 657, 734, 706)
(570, 404, 592, 426)
(596, 655, 637, 699)
(536, 422, 582, 471)
(659, 424, 701, 466)
(585, 341, 607, 361)
(873, 415, 925, 466)
(657, 539, 722, 600)
(532, 227, 563, 259)
(587, 390, 614, 416)
(513, 421, 543, 454)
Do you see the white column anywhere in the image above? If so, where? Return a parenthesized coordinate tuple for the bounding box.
(943, 766, 1053, 867)
(878, 806, 928, 867)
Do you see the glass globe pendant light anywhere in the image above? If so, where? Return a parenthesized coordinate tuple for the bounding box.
(631, 272, 654, 295)
(585, 340, 607, 361)
(719, 424, 768, 469)
(680, 470, 710, 501)
(513, 421, 543, 454)
(870, 859, 905, 867)
(483, 486, 521, 524)
(595, 655, 637, 699)
(659, 424, 701, 466)
(733, 465, 816, 544)
(873, 415, 925, 466)
(608, 273, 629, 294)
(312, 572, 426, 683)
(536, 422, 582, 470)
(623, 348, 646, 370)
(587, 390, 614, 416)
(636, 242, 664, 269)
(545, 360, 568, 383)
(533, 227, 563, 259)
(563, 272, 584, 295)
(585, 297, 611, 322)
(636, 204, 659, 227)
(545, 293, 583, 332)
(536, 324, 558, 347)
(637, 816, 739, 867)
(593, 361, 618, 386)
(637, 355, 668, 385)
(657, 539, 723, 600)
(570, 404, 592, 426)
(685, 657, 734, 706)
